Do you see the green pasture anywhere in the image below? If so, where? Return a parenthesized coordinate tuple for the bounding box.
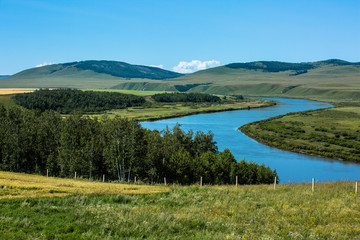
(0, 95, 16, 106)
(89, 98, 274, 121)
(240, 106, 360, 162)
(164, 64, 360, 100)
(0, 180, 359, 239)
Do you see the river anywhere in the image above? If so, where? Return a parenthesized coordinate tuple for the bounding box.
(141, 98, 360, 183)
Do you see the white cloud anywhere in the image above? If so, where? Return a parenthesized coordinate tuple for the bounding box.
(172, 60, 221, 73)
(36, 61, 55, 67)
(149, 64, 164, 69)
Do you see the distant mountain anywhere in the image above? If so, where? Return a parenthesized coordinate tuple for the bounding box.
(0, 60, 183, 88)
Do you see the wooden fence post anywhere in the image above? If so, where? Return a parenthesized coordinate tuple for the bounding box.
(312, 178, 315, 192)
(274, 177, 277, 190)
(134, 176, 137, 183)
(236, 176, 238, 187)
(46, 169, 48, 177)
(356, 181, 358, 194)
(164, 177, 167, 186)
(75, 172, 77, 179)
(102, 174, 105, 182)
(200, 176, 203, 187)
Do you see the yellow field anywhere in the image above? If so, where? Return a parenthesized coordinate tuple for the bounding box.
(0, 88, 37, 95)
(0, 171, 169, 199)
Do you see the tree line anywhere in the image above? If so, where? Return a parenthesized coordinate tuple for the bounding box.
(152, 92, 221, 103)
(0, 104, 278, 185)
(12, 89, 146, 113)
(226, 61, 315, 72)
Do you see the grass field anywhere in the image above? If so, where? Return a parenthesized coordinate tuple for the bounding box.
(240, 105, 360, 162)
(0, 88, 37, 95)
(89, 98, 275, 121)
(0, 171, 359, 239)
(0, 171, 169, 199)
(164, 64, 360, 100)
(0, 94, 17, 106)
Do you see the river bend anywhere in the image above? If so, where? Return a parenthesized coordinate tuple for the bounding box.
(141, 98, 360, 183)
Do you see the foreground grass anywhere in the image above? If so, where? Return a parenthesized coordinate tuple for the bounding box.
(240, 105, 360, 163)
(0, 174, 359, 239)
(0, 171, 169, 199)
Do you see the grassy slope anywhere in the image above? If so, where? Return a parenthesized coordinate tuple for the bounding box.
(0, 171, 359, 239)
(240, 106, 360, 162)
(0, 95, 17, 106)
(0, 60, 182, 89)
(164, 64, 360, 100)
(1, 60, 359, 100)
(0, 171, 169, 199)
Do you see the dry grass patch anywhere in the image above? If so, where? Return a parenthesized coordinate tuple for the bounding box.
(0, 171, 169, 199)
(0, 88, 37, 95)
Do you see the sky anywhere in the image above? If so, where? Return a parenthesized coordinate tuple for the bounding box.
(0, 0, 359, 75)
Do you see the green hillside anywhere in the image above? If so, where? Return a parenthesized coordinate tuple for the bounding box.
(1, 59, 359, 100)
(0, 175, 359, 239)
(110, 82, 177, 91)
(0, 60, 182, 89)
(164, 59, 360, 100)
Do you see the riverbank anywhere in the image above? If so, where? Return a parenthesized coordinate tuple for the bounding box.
(0, 172, 359, 239)
(240, 106, 360, 163)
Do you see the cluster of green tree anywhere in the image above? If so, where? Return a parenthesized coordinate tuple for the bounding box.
(226, 61, 315, 72)
(240, 111, 360, 162)
(12, 89, 145, 113)
(230, 95, 244, 100)
(71, 60, 183, 80)
(152, 92, 221, 103)
(0, 104, 278, 185)
(318, 59, 360, 66)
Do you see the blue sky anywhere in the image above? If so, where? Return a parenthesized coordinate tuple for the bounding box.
(0, 0, 359, 74)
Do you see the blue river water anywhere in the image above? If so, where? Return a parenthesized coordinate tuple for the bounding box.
(141, 98, 360, 183)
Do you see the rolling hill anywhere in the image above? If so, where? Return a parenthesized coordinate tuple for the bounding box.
(1, 59, 359, 100)
(0, 60, 183, 89)
(161, 59, 360, 100)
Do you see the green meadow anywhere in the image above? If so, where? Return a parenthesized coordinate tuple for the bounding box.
(92, 98, 274, 121)
(240, 105, 360, 163)
(0, 171, 359, 239)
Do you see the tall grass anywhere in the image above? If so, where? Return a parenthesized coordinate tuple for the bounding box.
(0, 171, 359, 239)
(0, 171, 169, 199)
